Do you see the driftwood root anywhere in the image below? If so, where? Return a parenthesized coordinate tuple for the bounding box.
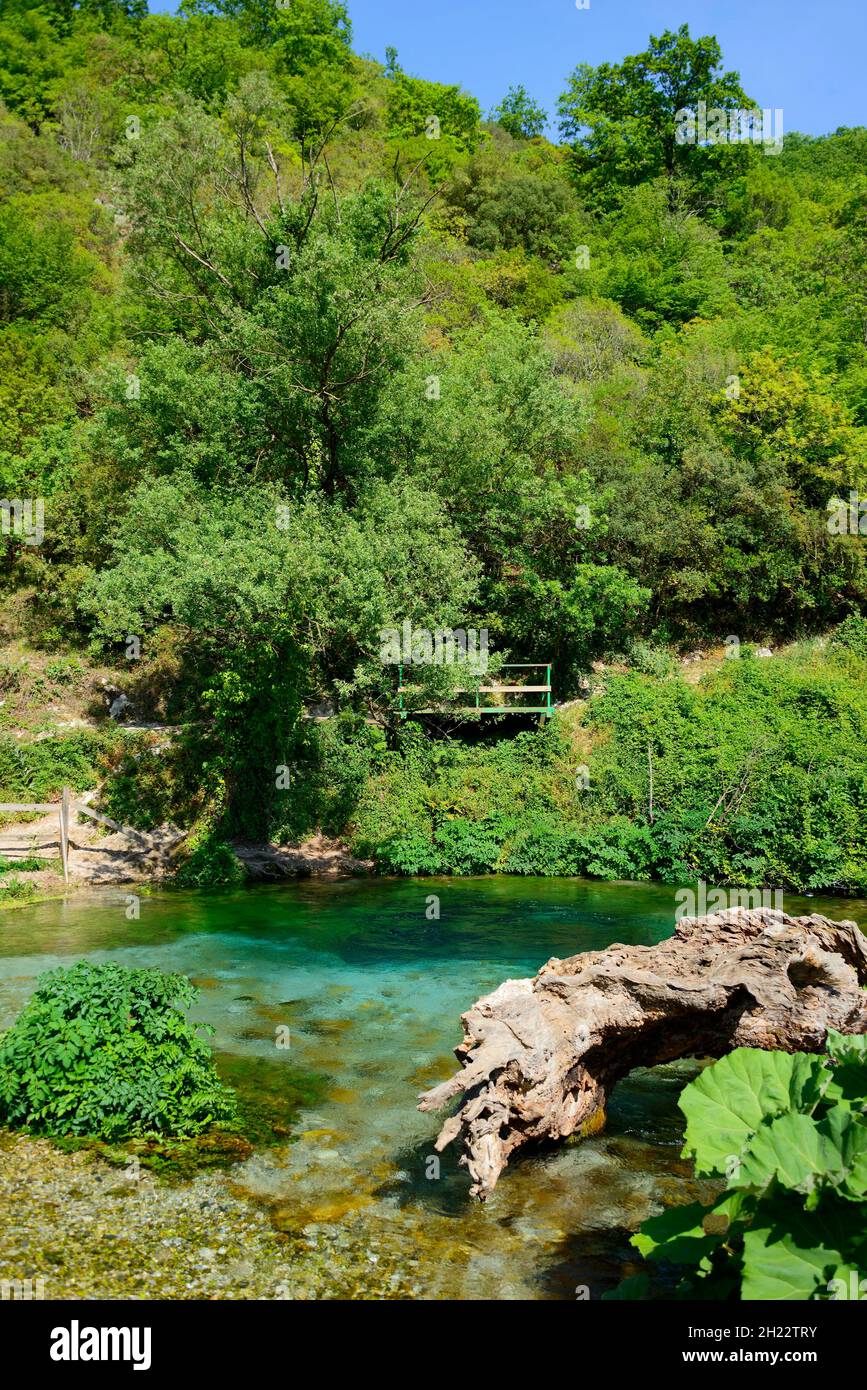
(417, 908, 867, 1198)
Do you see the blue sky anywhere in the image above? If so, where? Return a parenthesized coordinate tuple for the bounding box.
(149, 1, 866, 138)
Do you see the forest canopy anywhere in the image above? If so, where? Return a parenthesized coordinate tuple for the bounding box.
(2, 2, 867, 873)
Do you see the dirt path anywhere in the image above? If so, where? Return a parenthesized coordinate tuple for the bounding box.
(0, 803, 183, 890)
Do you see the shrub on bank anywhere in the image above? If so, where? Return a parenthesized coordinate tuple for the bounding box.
(0, 963, 237, 1139)
(0, 730, 106, 804)
(172, 825, 246, 887)
(353, 632, 867, 892)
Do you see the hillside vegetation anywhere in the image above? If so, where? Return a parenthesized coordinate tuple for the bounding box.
(2, 1, 867, 888)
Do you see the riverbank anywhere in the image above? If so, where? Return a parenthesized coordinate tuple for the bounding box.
(0, 804, 372, 907)
(4, 630, 867, 900)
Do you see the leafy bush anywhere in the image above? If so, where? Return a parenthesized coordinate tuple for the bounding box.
(608, 1034, 867, 1301)
(574, 816, 655, 879)
(44, 656, 83, 685)
(500, 816, 582, 875)
(0, 731, 105, 803)
(172, 825, 246, 887)
(0, 963, 238, 1139)
(0, 874, 37, 905)
(432, 818, 504, 874)
(626, 641, 679, 679)
(831, 614, 867, 662)
(269, 714, 389, 843)
(379, 829, 444, 876)
(585, 646, 867, 893)
(347, 637, 867, 891)
(353, 723, 581, 875)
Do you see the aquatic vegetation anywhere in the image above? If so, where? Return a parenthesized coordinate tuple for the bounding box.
(51, 1130, 255, 1181)
(610, 1034, 867, 1300)
(213, 1051, 329, 1147)
(0, 874, 38, 906)
(0, 962, 237, 1139)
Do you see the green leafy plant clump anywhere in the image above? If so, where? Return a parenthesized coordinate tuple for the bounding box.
(0, 730, 107, 805)
(609, 1034, 867, 1301)
(0, 962, 238, 1140)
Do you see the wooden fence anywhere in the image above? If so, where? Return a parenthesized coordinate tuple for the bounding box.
(0, 787, 149, 883)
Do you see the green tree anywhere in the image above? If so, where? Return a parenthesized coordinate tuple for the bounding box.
(492, 85, 547, 141)
(558, 25, 753, 203)
(385, 72, 482, 178)
(80, 475, 481, 834)
(578, 182, 735, 329)
(446, 149, 580, 265)
(722, 351, 867, 507)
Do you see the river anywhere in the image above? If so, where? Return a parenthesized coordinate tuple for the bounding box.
(1, 877, 863, 1299)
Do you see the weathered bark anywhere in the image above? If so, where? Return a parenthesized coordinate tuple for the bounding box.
(418, 908, 867, 1199)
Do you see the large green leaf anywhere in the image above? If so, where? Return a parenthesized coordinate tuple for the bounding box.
(823, 1031, 867, 1110)
(741, 1226, 841, 1301)
(632, 1191, 746, 1265)
(681, 1049, 827, 1176)
(737, 1111, 845, 1197)
(818, 1105, 867, 1198)
(741, 1199, 860, 1300)
(825, 1030, 867, 1063)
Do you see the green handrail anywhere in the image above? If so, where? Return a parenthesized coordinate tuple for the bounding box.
(397, 662, 554, 718)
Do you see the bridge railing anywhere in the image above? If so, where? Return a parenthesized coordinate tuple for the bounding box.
(398, 662, 554, 718)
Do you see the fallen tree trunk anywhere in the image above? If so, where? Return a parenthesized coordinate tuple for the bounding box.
(418, 908, 867, 1199)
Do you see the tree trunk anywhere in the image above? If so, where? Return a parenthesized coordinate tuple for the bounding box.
(418, 908, 867, 1199)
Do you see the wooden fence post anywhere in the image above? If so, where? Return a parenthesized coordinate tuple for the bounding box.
(59, 785, 70, 884)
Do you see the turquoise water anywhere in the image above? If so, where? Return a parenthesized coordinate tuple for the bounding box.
(1, 877, 864, 1299)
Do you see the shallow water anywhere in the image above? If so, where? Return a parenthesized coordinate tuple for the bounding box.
(1, 877, 864, 1300)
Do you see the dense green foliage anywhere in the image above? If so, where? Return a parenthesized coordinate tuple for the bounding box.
(347, 629, 867, 892)
(582, 637, 867, 893)
(0, 729, 104, 802)
(0, 962, 237, 1138)
(2, 3, 867, 880)
(609, 1035, 867, 1301)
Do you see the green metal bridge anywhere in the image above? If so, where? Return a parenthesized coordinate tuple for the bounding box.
(398, 663, 554, 718)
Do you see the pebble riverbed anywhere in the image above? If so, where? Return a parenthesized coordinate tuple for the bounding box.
(0, 1133, 418, 1300)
